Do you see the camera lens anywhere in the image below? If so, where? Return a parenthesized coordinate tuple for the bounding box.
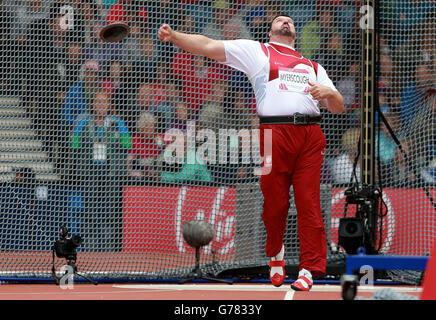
(346, 222, 358, 235)
(71, 235, 82, 247)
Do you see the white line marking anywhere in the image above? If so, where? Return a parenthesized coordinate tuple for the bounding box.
(284, 290, 295, 300)
(113, 284, 290, 291)
(112, 284, 422, 293)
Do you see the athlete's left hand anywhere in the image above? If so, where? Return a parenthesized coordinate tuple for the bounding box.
(307, 81, 334, 101)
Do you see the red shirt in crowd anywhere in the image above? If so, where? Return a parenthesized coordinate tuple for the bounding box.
(171, 52, 231, 114)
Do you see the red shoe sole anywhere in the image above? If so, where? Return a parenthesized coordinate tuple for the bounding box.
(290, 284, 312, 291)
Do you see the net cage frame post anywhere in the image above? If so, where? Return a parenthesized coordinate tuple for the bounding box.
(360, 0, 377, 187)
(339, 0, 380, 255)
(360, 0, 378, 252)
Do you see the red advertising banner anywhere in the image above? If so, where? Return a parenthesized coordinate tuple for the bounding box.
(123, 186, 236, 254)
(123, 186, 436, 256)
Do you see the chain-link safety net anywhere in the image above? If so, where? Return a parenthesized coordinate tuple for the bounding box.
(0, 0, 434, 282)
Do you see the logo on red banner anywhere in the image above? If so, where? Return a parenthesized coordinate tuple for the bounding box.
(123, 186, 236, 255)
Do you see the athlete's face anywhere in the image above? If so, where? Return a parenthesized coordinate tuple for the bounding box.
(269, 16, 296, 40)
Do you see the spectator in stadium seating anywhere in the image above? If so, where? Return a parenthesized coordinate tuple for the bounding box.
(181, 0, 212, 34)
(71, 90, 131, 252)
(80, 0, 104, 45)
(393, 11, 435, 99)
(406, 91, 436, 185)
(320, 51, 359, 157)
(420, 12, 436, 69)
(335, 58, 360, 116)
(391, 0, 435, 42)
(146, 0, 179, 72)
(197, 79, 229, 181)
(82, 0, 123, 71)
(341, 4, 361, 65)
(331, 128, 361, 185)
(336, 0, 360, 38)
(210, 80, 258, 184)
(161, 137, 213, 185)
(238, 0, 285, 43)
(124, 33, 159, 81)
(1, 0, 52, 95)
(24, 2, 74, 164)
(313, 31, 345, 84)
(378, 54, 400, 111)
(221, 76, 254, 131)
(170, 100, 190, 133)
(202, 0, 251, 41)
(134, 81, 173, 132)
(62, 59, 100, 128)
(108, 0, 148, 26)
(5, 0, 51, 44)
(153, 79, 178, 133)
(375, 112, 409, 186)
(377, 83, 392, 117)
(298, 0, 342, 60)
(181, 8, 235, 95)
(102, 60, 122, 101)
(127, 111, 163, 182)
(263, 1, 286, 35)
(0, 167, 36, 251)
(64, 40, 84, 86)
(0, 4, 9, 92)
(147, 0, 179, 35)
(198, 79, 228, 132)
(171, 53, 224, 117)
(83, 44, 124, 75)
(99, 58, 145, 138)
(400, 62, 434, 128)
(241, 0, 267, 41)
(102, 0, 119, 10)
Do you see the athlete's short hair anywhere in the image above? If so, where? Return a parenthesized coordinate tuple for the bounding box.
(269, 14, 293, 31)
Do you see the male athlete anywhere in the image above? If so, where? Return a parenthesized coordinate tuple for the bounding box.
(158, 14, 344, 291)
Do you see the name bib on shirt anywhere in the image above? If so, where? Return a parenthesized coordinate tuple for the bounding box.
(93, 143, 107, 162)
(278, 68, 311, 94)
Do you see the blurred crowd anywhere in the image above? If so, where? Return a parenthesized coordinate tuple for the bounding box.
(0, 0, 434, 187)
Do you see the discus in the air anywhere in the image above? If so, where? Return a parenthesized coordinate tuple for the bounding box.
(100, 3, 130, 43)
(100, 22, 130, 43)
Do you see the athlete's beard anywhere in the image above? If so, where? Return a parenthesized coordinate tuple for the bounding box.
(271, 27, 296, 40)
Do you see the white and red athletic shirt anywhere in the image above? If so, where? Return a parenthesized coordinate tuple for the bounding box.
(221, 39, 338, 117)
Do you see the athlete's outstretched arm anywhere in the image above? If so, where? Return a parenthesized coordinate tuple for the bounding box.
(158, 24, 226, 62)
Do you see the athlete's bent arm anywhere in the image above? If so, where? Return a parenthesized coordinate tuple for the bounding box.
(319, 88, 344, 114)
(308, 81, 344, 114)
(158, 24, 226, 62)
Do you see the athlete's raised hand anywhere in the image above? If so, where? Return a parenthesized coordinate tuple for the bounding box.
(158, 24, 173, 42)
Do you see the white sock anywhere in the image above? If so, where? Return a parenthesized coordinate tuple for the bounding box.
(298, 268, 312, 281)
(270, 245, 285, 276)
